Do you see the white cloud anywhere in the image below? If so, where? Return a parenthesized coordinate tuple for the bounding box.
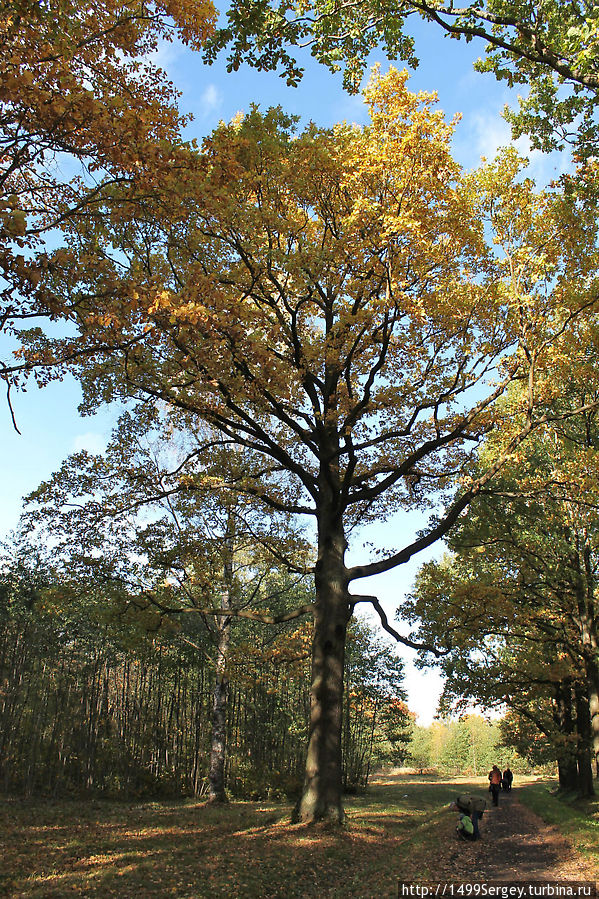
(333, 92, 369, 127)
(73, 432, 107, 455)
(199, 83, 223, 118)
(146, 38, 182, 71)
(469, 111, 515, 162)
(456, 107, 571, 185)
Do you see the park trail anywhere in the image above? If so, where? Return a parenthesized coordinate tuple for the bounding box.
(434, 790, 597, 883)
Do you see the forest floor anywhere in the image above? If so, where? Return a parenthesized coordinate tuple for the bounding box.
(0, 775, 597, 898)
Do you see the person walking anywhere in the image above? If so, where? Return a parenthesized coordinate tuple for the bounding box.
(502, 766, 513, 792)
(488, 764, 502, 806)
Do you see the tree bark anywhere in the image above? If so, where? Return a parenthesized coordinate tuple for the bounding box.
(557, 758, 579, 791)
(592, 703, 599, 779)
(208, 643, 229, 803)
(576, 536, 599, 783)
(554, 678, 578, 791)
(208, 516, 234, 804)
(585, 664, 599, 780)
(574, 681, 595, 797)
(294, 505, 350, 824)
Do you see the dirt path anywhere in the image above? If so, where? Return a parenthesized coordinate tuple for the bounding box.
(434, 789, 597, 882)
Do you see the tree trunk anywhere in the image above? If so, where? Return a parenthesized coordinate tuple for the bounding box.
(208, 636, 229, 803)
(574, 682, 595, 797)
(576, 537, 599, 781)
(554, 678, 578, 791)
(558, 758, 579, 791)
(208, 515, 234, 804)
(294, 508, 350, 824)
(586, 669, 599, 780)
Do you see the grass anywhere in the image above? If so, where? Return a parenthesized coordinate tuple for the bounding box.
(0, 776, 472, 898)
(2, 775, 597, 897)
(517, 778, 599, 870)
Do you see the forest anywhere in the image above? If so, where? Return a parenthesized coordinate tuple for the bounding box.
(0, 539, 411, 799)
(0, 532, 540, 800)
(1, 0, 599, 841)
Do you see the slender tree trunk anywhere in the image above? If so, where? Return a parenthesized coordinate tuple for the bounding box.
(579, 537, 599, 779)
(208, 616, 230, 803)
(364, 703, 378, 786)
(586, 665, 599, 780)
(342, 643, 352, 790)
(294, 505, 350, 824)
(208, 511, 235, 804)
(574, 681, 595, 797)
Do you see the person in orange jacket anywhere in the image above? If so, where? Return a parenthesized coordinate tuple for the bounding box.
(488, 764, 502, 806)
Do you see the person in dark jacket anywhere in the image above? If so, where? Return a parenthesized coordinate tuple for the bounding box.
(502, 766, 513, 791)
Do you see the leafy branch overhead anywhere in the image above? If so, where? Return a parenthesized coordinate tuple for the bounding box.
(204, 0, 599, 156)
(1, 0, 216, 383)
(24, 407, 315, 626)
(37, 71, 599, 575)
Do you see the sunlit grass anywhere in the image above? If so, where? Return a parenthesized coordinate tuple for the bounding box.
(518, 779, 599, 868)
(1, 784, 439, 897)
(2, 775, 596, 897)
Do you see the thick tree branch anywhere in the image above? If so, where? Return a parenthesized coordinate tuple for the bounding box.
(350, 594, 448, 657)
(5, 380, 22, 434)
(181, 602, 315, 624)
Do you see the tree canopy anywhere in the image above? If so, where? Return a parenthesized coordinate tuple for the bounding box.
(205, 0, 599, 156)
(405, 397, 599, 794)
(27, 68, 599, 820)
(1, 0, 216, 398)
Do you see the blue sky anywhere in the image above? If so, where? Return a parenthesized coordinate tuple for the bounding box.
(0, 11, 568, 723)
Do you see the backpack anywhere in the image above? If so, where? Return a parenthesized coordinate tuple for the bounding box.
(457, 814, 474, 837)
(456, 795, 486, 816)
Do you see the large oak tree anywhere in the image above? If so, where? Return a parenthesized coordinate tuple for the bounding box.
(38, 71, 599, 821)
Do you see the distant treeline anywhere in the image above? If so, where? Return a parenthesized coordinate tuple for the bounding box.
(405, 717, 532, 778)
